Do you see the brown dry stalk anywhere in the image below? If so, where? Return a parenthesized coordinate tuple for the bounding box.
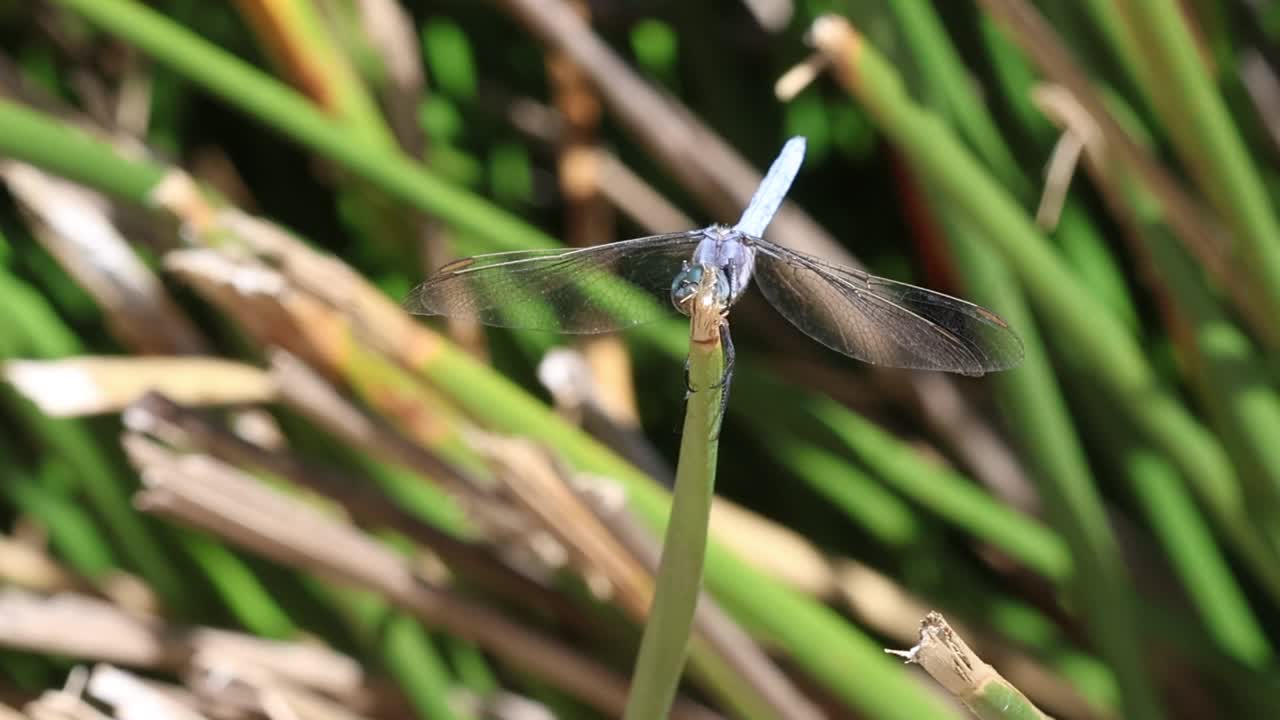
(128, 438, 723, 720)
(0, 539, 98, 598)
(4, 357, 275, 417)
(889, 612, 1053, 720)
(231, 0, 344, 112)
(1, 161, 205, 354)
(0, 536, 159, 616)
(126, 391, 579, 628)
(471, 433, 655, 614)
(0, 589, 364, 700)
(84, 665, 211, 720)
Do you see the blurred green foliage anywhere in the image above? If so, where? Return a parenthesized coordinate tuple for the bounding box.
(2, 1, 1280, 718)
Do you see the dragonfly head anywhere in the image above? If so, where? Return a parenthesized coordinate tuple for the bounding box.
(671, 263, 733, 316)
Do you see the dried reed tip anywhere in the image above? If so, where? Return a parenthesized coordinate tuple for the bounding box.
(149, 169, 216, 235)
(560, 145, 600, 200)
(5, 360, 102, 417)
(807, 14, 856, 53)
(8, 357, 276, 418)
(164, 249, 287, 296)
(774, 53, 828, 102)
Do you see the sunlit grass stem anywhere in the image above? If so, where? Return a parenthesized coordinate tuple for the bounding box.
(624, 287, 727, 720)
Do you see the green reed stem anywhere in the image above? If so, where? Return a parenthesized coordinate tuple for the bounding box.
(624, 319, 726, 720)
(1113, 0, 1280, 352)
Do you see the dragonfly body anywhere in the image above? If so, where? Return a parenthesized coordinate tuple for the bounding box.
(406, 137, 1024, 377)
(671, 225, 756, 316)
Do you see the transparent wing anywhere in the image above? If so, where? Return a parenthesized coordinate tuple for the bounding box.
(750, 241, 1024, 375)
(404, 232, 703, 333)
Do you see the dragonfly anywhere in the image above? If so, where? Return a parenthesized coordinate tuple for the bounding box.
(405, 137, 1023, 388)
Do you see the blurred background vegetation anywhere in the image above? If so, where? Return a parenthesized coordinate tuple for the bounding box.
(1, 0, 1280, 718)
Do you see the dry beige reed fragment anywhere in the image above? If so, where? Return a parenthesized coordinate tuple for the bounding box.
(5, 357, 275, 417)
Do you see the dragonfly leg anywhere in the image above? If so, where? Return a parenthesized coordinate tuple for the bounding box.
(710, 320, 734, 437)
(709, 320, 735, 389)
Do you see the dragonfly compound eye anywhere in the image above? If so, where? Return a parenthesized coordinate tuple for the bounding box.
(670, 266, 703, 314)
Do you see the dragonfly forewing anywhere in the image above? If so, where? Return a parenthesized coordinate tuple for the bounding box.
(404, 232, 703, 333)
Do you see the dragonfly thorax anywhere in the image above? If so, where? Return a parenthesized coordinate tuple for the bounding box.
(670, 226, 756, 315)
(670, 226, 755, 316)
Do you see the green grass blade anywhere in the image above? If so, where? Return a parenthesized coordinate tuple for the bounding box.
(773, 388, 1073, 582)
(883, 1, 1027, 197)
(1114, 0, 1280, 347)
(944, 215, 1163, 720)
(1127, 450, 1271, 663)
(0, 102, 164, 206)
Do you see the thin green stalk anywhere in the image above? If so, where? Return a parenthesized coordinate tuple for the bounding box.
(1113, 0, 1280, 350)
(444, 637, 499, 696)
(177, 533, 297, 639)
(4, 472, 117, 578)
(978, 16, 1054, 142)
(382, 613, 462, 720)
(0, 102, 164, 206)
(624, 312, 725, 720)
(1060, 0, 1149, 107)
(756, 429, 922, 548)
(322, 583, 460, 720)
(1127, 449, 1271, 664)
